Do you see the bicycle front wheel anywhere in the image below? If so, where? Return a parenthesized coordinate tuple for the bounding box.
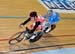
(9, 31, 25, 45)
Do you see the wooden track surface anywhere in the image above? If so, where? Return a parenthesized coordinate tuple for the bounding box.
(0, 0, 75, 54)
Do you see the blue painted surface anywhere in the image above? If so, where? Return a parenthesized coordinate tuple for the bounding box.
(41, 0, 75, 10)
(31, 48, 75, 54)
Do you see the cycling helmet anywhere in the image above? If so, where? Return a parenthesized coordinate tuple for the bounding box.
(29, 11, 37, 17)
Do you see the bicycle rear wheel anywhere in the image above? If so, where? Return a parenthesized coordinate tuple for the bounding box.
(9, 31, 25, 45)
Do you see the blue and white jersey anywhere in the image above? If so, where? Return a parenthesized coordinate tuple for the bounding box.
(48, 12, 60, 25)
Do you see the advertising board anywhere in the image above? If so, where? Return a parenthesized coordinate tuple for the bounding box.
(39, 0, 75, 13)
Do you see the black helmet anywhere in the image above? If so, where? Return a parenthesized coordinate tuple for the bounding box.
(29, 11, 37, 17)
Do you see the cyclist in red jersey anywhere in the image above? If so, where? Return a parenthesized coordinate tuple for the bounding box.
(29, 15, 46, 30)
(19, 11, 47, 42)
(20, 11, 46, 34)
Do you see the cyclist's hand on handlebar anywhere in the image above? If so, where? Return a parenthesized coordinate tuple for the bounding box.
(19, 24, 24, 28)
(19, 24, 25, 30)
(19, 23, 24, 28)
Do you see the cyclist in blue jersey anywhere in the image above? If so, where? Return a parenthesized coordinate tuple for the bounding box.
(43, 10, 60, 33)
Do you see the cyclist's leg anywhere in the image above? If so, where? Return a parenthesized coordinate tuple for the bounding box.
(43, 24, 56, 33)
(25, 23, 41, 40)
(29, 26, 41, 38)
(42, 21, 51, 33)
(28, 25, 43, 42)
(43, 26, 51, 33)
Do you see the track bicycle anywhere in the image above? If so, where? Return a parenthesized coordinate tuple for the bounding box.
(9, 27, 43, 45)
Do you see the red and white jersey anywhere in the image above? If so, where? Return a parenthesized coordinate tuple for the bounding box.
(30, 15, 46, 30)
(35, 15, 45, 22)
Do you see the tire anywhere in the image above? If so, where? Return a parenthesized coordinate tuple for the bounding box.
(29, 32, 43, 43)
(50, 24, 56, 32)
(9, 32, 25, 45)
